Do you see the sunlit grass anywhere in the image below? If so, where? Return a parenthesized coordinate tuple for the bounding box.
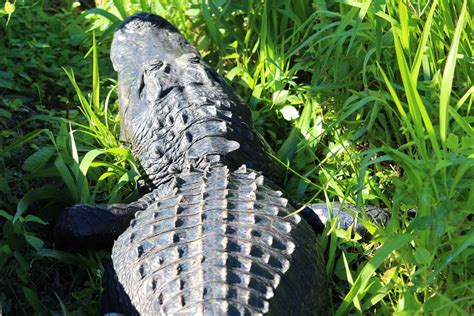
(60, 0, 474, 313)
(1, 0, 472, 314)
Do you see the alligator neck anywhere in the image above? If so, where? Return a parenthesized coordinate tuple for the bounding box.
(129, 78, 279, 187)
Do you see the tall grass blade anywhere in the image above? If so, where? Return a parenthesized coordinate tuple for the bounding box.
(85, 8, 121, 23)
(112, 0, 128, 20)
(393, 34, 440, 159)
(92, 32, 100, 111)
(411, 0, 438, 82)
(439, 0, 467, 144)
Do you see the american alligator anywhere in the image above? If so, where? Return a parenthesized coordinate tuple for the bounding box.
(55, 13, 389, 315)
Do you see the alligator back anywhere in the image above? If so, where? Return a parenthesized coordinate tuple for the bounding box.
(111, 165, 328, 315)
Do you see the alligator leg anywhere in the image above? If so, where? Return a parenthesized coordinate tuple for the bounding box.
(304, 203, 391, 238)
(53, 203, 141, 249)
(54, 192, 157, 249)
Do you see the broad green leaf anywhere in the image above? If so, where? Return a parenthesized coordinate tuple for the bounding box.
(54, 157, 79, 202)
(446, 133, 459, 150)
(414, 247, 431, 265)
(280, 105, 300, 121)
(4, 1, 14, 14)
(24, 215, 47, 225)
(36, 248, 81, 264)
(272, 90, 289, 105)
(0, 210, 13, 221)
(79, 149, 104, 176)
(22, 146, 55, 173)
(14, 185, 60, 222)
(22, 287, 41, 312)
(25, 235, 44, 251)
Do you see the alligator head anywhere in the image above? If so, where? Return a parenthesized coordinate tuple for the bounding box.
(111, 13, 206, 141)
(111, 13, 280, 186)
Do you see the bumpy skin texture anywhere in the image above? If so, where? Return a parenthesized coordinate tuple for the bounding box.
(54, 193, 155, 249)
(110, 14, 281, 188)
(50, 13, 396, 314)
(56, 13, 331, 315)
(111, 165, 327, 315)
(103, 13, 329, 315)
(52, 13, 394, 315)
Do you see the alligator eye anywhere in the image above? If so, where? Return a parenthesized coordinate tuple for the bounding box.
(189, 55, 200, 63)
(149, 60, 164, 72)
(138, 73, 146, 99)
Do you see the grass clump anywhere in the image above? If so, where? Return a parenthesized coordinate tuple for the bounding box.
(1, 3, 139, 313)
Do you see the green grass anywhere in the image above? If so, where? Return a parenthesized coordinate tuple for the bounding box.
(1, 0, 473, 314)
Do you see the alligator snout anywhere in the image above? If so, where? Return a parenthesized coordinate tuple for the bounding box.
(111, 13, 200, 76)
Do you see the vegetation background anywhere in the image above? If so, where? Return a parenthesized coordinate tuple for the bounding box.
(0, 0, 472, 314)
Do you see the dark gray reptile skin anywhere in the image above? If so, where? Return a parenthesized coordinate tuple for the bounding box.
(53, 13, 396, 315)
(111, 165, 327, 314)
(105, 13, 328, 314)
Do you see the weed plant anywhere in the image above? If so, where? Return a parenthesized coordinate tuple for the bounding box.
(1, 0, 472, 314)
(1, 2, 139, 313)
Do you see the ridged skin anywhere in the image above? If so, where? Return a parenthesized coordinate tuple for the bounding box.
(111, 14, 281, 187)
(111, 165, 327, 315)
(105, 13, 329, 314)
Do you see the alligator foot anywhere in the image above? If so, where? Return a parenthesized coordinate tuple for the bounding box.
(306, 203, 391, 238)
